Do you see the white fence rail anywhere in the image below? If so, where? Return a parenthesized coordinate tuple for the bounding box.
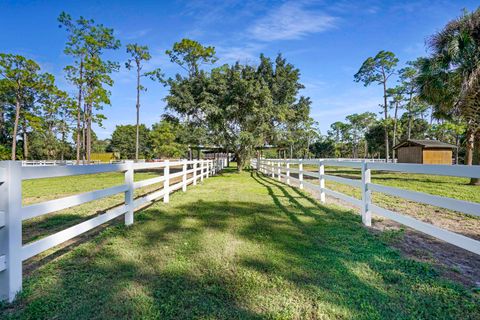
(0, 157, 227, 302)
(252, 158, 480, 257)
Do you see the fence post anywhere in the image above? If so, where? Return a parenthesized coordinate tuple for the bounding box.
(200, 160, 204, 182)
(286, 161, 290, 185)
(206, 161, 210, 178)
(319, 160, 325, 203)
(0, 161, 23, 302)
(361, 161, 372, 226)
(124, 161, 134, 226)
(270, 161, 274, 178)
(299, 159, 304, 189)
(164, 160, 170, 203)
(277, 162, 281, 181)
(193, 161, 198, 185)
(182, 160, 187, 192)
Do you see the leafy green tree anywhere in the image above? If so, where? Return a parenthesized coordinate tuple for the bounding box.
(125, 43, 163, 161)
(417, 9, 480, 169)
(150, 119, 187, 158)
(59, 12, 120, 163)
(354, 50, 398, 160)
(111, 124, 150, 159)
(166, 38, 217, 78)
(386, 86, 405, 158)
(0, 53, 50, 160)
(346, 112, 377, 158)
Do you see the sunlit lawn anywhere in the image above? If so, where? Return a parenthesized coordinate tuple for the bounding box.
(1, 165, 478, 319)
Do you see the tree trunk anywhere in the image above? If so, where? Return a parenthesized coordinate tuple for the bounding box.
(22, 119, 28, 160)
(61, 123, 66, 161)
(454, 134, 459, 165)
(407, 93, 413, 140)
(237, 152, 244, 172)
(0, 104, 4, 143)
(82, 103, 87, 164)
(392, 101, 399, 160)
(466, 128, 474, 165)
(135, 66, 140, 161)
(11, 98, 21, 160)
(226, 147, 230, 167)
(86, 105, 92, 163)
(382, 82, 389, 161)
(76, 59, 84, 164)
(470, 130, 480, 185)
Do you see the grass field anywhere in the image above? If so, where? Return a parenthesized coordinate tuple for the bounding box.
(1, 166, 479, 319)
(295, 164, 480, 240)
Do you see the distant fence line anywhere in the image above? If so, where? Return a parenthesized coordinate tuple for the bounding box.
(0, 157, 227, 302)
(252, 158, 480, 257)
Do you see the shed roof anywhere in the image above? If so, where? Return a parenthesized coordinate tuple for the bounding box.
(393, 139, 457, 150)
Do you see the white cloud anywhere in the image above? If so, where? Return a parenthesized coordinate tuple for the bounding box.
(249, 1, 337, 42)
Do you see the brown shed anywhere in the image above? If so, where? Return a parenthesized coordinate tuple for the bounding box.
(393, 139, 456, 165)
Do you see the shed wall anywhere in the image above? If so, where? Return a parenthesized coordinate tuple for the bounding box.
(397, 146, 423, 163)
(422, 148, 452, 165)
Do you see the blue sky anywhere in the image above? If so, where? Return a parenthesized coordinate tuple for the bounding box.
(1, 0, 478, 139)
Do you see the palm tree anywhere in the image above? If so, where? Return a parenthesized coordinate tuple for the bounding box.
(417, 8, 480, 182)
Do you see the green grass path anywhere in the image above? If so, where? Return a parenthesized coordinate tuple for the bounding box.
(2, 168, 479, 319)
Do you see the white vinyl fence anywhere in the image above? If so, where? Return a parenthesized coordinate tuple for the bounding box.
(0, 158, 226, 302)
(252, 158, 480, 256)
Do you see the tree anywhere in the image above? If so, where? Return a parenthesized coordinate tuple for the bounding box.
(111, 124, 150, 159)
(58, 12, 92, 163)
(125, 43, 163, 161)
(166, 39, 217, 78)
(386, 86, 405, 159)
(150, 119, 187, 158)
(0, 53, 46, 160)
(346, 112, 377, 158)
(59, 12, 120, 163)
(354, 50, 398, 160)
(417, 8, 480, 183)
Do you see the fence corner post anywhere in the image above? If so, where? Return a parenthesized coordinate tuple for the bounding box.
(164, 160, 170, 203)
(299, 159, 304, 189)
(124, 160, 134, 226)
(361, 161, 372, 226)
(319, 159, 325, 203)
(0, 161, 23, 302)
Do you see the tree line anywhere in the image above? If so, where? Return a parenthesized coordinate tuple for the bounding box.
(0, 13, 315, 171)
(311, 9, 479, 169)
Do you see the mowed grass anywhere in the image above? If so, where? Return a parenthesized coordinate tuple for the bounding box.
(297, 164, 480, 238)
(1, 166, 479, 319)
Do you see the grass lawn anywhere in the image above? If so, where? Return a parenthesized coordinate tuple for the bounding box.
(297, 165, 480, 239)
(1, 166, 479, 319)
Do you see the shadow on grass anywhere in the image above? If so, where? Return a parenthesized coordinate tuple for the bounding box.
(5, 169, 479, 319)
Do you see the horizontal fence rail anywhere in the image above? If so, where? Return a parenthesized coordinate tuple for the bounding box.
(252, 158, 480, 258)
(0, 157, 227, 302)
